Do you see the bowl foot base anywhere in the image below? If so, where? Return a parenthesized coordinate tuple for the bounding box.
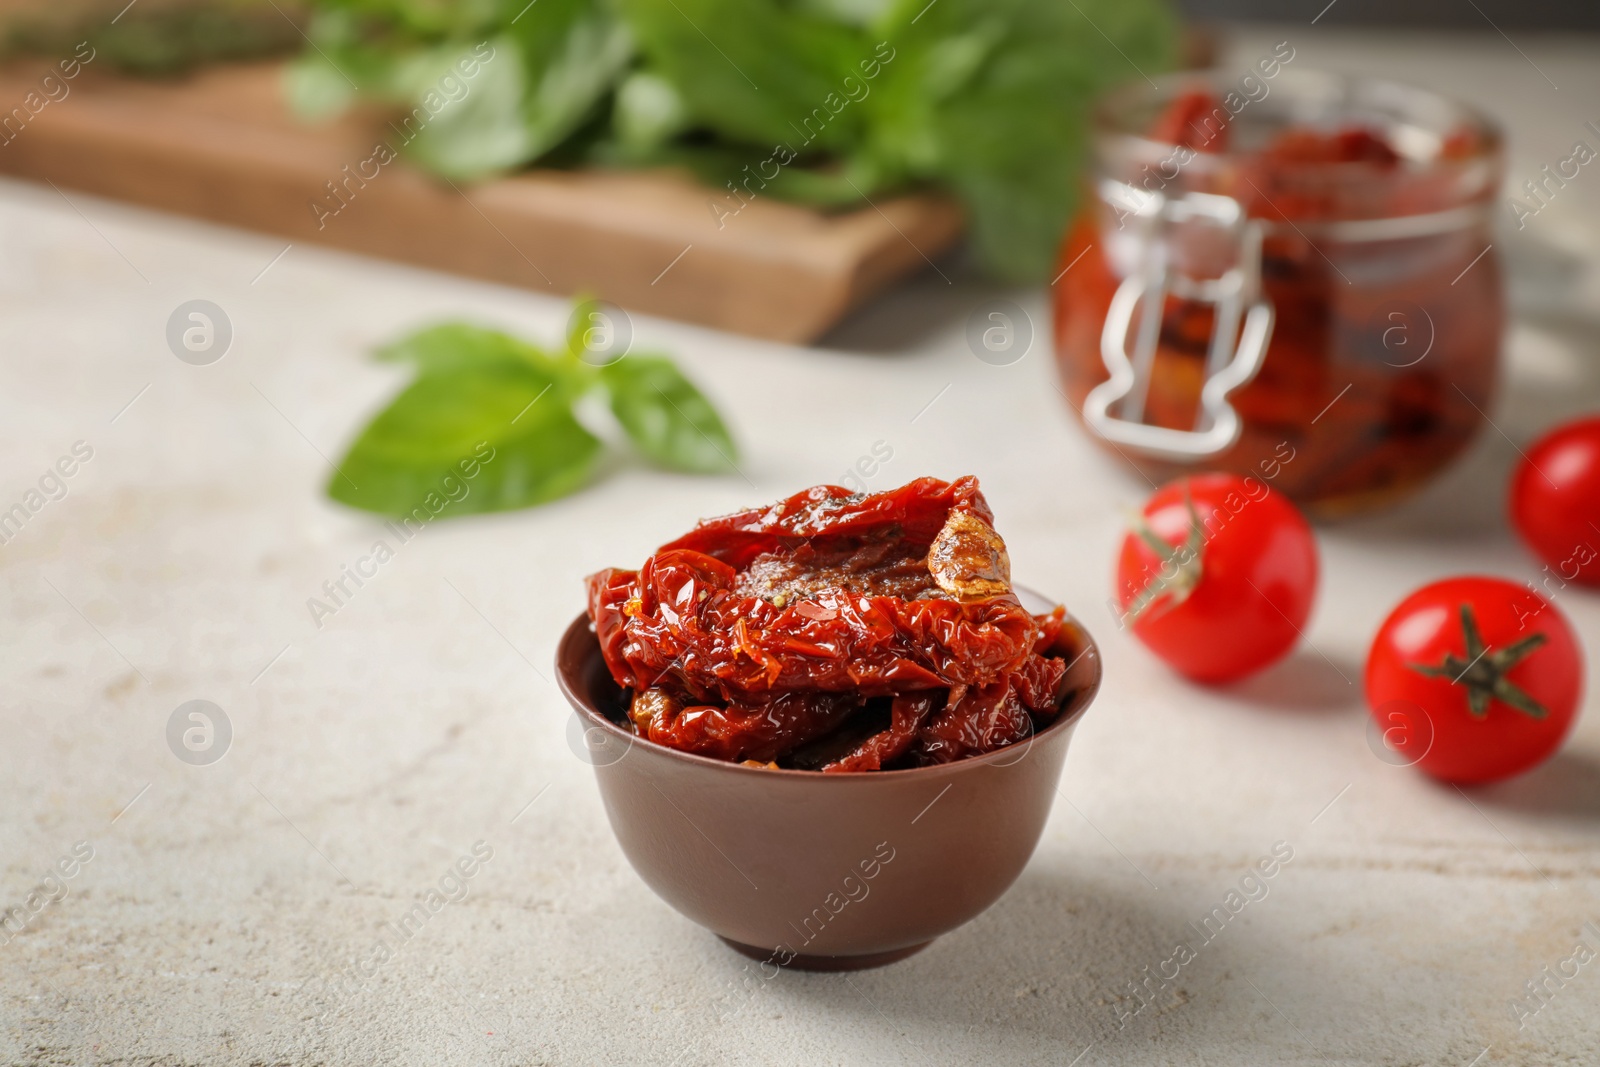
(718, 936, 932, 971)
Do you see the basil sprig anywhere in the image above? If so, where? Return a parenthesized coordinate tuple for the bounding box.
(288, 0, 1178, 282)
(327, 300, 738, 517)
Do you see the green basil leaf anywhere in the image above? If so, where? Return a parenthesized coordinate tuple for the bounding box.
(616, 0, 868, 154)
(513, 12, 634, 161)
(611, 139, 887, 208)
(600, 355, 738, 473)
(288, 10, 437, 110)
(612, 70, 691, 154)
(869, 0, 1178, 280)
(283, 51, 358, 121)
(329, 362, 600, 516)
(397, 8, 633, 179)
(299, 0, 499, 40)
(397, 37, 539, 179)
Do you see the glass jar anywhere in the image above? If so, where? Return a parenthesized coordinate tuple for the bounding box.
(1053, 70, 1505, 516)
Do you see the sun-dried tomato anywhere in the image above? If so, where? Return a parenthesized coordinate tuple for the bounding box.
(586, 477, 1072, 770)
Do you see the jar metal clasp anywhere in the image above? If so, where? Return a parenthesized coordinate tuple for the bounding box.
(1084, 188, 1275, 460)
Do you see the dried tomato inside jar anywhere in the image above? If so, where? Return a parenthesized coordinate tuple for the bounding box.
(1053, 72, 1504, 515)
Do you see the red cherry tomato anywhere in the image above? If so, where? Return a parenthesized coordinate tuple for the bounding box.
(1510, 415, 1600, 587)
(1115, 473, 1319, 684)
(1365, 576, 1583, 784)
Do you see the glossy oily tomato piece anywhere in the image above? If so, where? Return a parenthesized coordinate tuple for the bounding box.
(586, 477, 1075, 770)
(1365, 576, 1584, 784)
(1115, 473, 1319, 684)
(1510, 415, 1600, 587)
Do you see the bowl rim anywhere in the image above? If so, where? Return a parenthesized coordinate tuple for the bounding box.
(555, 587, 1102, 780)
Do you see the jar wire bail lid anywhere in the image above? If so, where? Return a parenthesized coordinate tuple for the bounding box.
(1084, 188, 1275, 460)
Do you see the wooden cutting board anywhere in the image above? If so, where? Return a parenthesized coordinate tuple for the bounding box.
(0, 60, 964, 341)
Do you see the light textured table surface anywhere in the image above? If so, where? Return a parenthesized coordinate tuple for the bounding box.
(2, 23, 1599, 1067)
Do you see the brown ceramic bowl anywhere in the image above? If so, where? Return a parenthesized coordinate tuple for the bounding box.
(555, 589, 1101, 971)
